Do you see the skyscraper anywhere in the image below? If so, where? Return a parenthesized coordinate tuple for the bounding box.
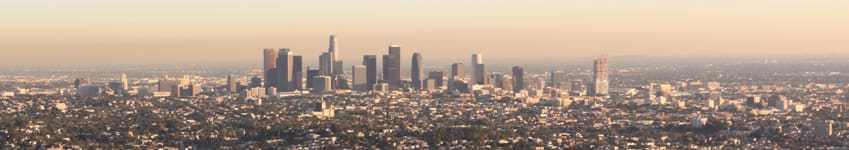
(293, 55, 303, 90)
(352, 65, 367, 91)
(328, 35, 344, 75)
(472, 53, 487, 85)
(276, 48, 294, 92)
(263, 48, 279, 89)
(121, 73, 128, 92)
(550, 71, 568, 89)
(411, 53, 423, 90)
(451, 63, 464, 80)
(363, 55, 377, 90)
(427, 71, 444, 88)
(329, 35, 337, 64)
(512, 66, 524, 93)
(227, 74, 238, 93)
(306, 68, 321, 89)
(591, 56, 609, 96)
(319, 52, 332, 76)
(385, 45, 402, 90)
(313, 75, 332, 93)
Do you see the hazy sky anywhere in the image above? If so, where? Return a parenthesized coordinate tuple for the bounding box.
(1, 0, 848, 67)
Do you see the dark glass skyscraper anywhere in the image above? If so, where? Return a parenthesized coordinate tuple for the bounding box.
(306, 68, 321, 89)
(411, 53, 423, 90)
(276, 49, 294, 92)
(512, 66, 524, 93)
(293, 55, 303, 90)
(363, 55, 377, 90)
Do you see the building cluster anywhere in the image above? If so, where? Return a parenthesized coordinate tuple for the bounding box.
(0, 35, 848, 148)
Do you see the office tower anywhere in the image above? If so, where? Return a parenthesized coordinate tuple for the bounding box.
(249, 76, 262, 88)
(382, 55, 390, 82)
(276, 48, 294, 92)
(306, 68, 321, 89)
(491, 73, 504, 88)
(591, 56, 609, 96)
(427, 71, 444, 88)
(293, 55, 303, 90)
(121, 73, 128, 91)
(328, 35, 344, 75)
(572, 80, 585, 96)
(352, 65, 367, 91)
(263, 48, 280, 89)
(336, 77, 349, 89)
(513, 66, 524, 93)
(319, 52, 332, 76)
(451, 63, 465, 80)
(312, 75, 332, 93)
(411, 53, 423, 90)
(472, 53, 487, 85)
(227, 74, 238, 93)
(550, 71, 568, 89)
(363, 55, 377, 90)
(385, 45, 402, 90)
(501, 76, 513, 92)
(423, 78, 437, 91)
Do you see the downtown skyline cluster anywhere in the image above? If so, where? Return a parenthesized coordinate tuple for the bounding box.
(258, 35, 611, 96)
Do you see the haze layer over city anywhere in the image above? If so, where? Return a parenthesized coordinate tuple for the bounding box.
(2, 0, 849, 149)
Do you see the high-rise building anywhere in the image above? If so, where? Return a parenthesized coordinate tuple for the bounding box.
(591, 56, 609, 96)
(427, 71, 444, 88)
(328, 35, 344, 75)
(385, 45, 402, 90)
(550, 71, 568, 89)
(227, 74, 238, 93)
(263, 48, 280, 89)
(472, 53, 487, 85)
(363, 55, 377, 90)
(276, 48, 294, 92)
(423, 78, 437, 91)
(411, 53, 423, 90)
(352, 65, 367, 91)
(121, 73, 128, 91)
(319, 52, 332, 76)
(513, 66, 524, 93)
(451, 63, 465, 80)
(293, 55, 304, 90)
(306, 68, 321, 89)
(312, 75, 332, 93)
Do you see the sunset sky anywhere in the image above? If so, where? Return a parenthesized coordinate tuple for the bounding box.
(1, 0, 848, 66)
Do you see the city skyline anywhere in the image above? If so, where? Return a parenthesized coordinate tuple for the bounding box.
(2, 0, 849, 66)
(3, 1, 849, 148)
